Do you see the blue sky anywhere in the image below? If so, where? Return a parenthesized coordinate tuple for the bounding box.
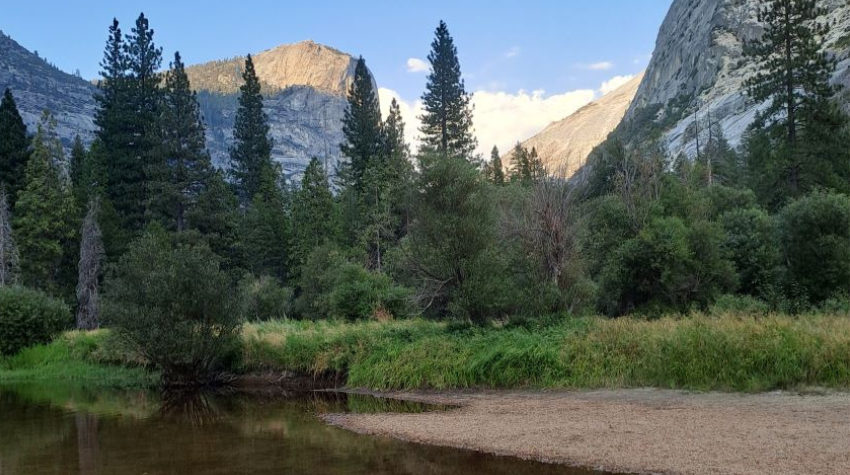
(2, 0, 672, 154)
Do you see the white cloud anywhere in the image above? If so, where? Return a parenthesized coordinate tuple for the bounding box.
(504, 46, 521, 59)
(577, 61, 614, 71)
(406, 58, 429, 73)
(379, 86, 596, 158)
(599, 74, 636, 95)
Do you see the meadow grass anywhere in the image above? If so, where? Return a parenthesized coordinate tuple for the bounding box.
(242, 314, 850, 392)
(0, 331, 155, 388)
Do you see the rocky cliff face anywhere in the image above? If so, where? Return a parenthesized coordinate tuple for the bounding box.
(626, 0, 850, 158)
(0, 31, 97, 146)
(504, 73, 643, 178)
(0, 34, 365, 179)
(186, 41, 372, 177)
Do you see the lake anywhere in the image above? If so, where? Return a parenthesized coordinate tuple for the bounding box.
(0, 383, 615, 475)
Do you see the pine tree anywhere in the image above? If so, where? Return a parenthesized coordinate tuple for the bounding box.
(0, 88, 30, 204)
(744, 0, 838, 195)
(230, 54, 273, 203)
(340, 57, 383, 190)
(149, 52, 214, 231)
(485, 146, 505, 185)
(0, 186, 19, 286)
(77, 199, 104, 330)
(418, 21, 477, 160)
(240, 166, 289, 280)
(13, 113, 77, 291)
(95, 14, 163, 240)
(189, 169, 239, 266)
(291, 158, 335, 268)
(509, 143, 544, 185)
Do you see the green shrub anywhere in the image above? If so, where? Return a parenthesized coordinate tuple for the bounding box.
(296, 244, 411, 321)
(599, 217, 736, 315)
(240, 275, 293, 321)
(778, 191, 850, 304)
(103, 227, 243, 386)
(0, 286, 70, 355)
(719, 207, 779, 299)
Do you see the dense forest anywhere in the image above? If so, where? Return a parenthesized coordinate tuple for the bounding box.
(0, 0, 848, 385)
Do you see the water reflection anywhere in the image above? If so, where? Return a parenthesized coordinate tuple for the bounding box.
(0, 383, 615, 475)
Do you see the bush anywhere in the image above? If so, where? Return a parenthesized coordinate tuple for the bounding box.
(0, 286, 70, 355)
(778, 191, 850, 304)
(296, 244, 411, 321)
(240, 275, 292, 321)
(599, 217, 736, 315)
(103, 228, 243, 386)
(719, 207, 779, 299)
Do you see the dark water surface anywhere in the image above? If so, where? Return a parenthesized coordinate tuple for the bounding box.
(0, 383, 613, 475)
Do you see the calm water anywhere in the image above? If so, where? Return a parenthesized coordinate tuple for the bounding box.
(0, 383, 613, 475)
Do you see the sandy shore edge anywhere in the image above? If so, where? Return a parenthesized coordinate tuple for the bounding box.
(321, 388, 850, 475)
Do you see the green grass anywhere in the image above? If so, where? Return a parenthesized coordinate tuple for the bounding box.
(242, 314, 850, 392)
(0, 331, 156, 388)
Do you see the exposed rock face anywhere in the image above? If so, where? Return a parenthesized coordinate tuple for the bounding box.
(626, 0, 850, 158)
(0, 34, 367, 179)
(0, 31, 97, 146)
(185, 41, 374, 177)
(504, 73, 643, 178)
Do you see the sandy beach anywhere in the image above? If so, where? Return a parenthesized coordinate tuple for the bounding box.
(324, 388, 850, 475)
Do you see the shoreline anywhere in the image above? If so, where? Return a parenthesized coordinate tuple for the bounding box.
(323, 388, 850, 475)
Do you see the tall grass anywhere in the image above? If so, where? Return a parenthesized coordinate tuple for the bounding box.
(0, 331, 155, 388)
(242, 314, 850, 392)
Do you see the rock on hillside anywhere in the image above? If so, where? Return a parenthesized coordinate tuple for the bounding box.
(0, 30, 97, 146)
(185, 41, 375, 177)
(626, 0, 850, 158)
(504, 73, 644, 178)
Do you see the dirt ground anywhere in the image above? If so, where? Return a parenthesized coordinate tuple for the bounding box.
(322, 388, 850, 475)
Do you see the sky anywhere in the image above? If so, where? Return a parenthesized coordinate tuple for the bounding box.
(1, 0, 672, 155)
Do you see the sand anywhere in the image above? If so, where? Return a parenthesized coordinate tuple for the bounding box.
(323, 389, 850, 475)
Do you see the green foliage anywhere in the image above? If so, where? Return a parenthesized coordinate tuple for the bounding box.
(147, 51, 215, 232)
(508, 143, 545, 185)
(709, 294, 770, 317)
(484, 145, 505, 185)
(103, 227, 243, 385)
(0, 286, 70, 356)
(229, 54, 273, 203)
(0, 88, 30, 204)
(13, 114, 77, 293)
(599, 216, 736, 315)
(95, 14, 163, 239)
(778, 191, 850, 304)
(295, 244, 411, 321)
(290, 158, 335, 268)
(239, 275, 293, 321)
(242, 315, 850, 392)
(419, 20, 477, 159)
(400, 154, 495, 318)
(719, 208, 779, 299)
(339, 57, 383, 189)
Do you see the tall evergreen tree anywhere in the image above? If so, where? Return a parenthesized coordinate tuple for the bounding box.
(744, 0, 841, 197)
(240, 162, 289, 280)
(149, 52, 214, 231)
(95, 14, 163, 240)
(190, 169, 239, 266)
(510, 143, 545, 185)
(340, 57, 383, 190)
(485, 146, 505, 185)
(291, 158, 335, 268)
(77, 199, 104, 330)
(13, 113, 77, 292)
(230, 54, 273, 204)
(418, 21, 477, 160)
(0, 88, 30, 204)
(0, 186, 19, 286)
